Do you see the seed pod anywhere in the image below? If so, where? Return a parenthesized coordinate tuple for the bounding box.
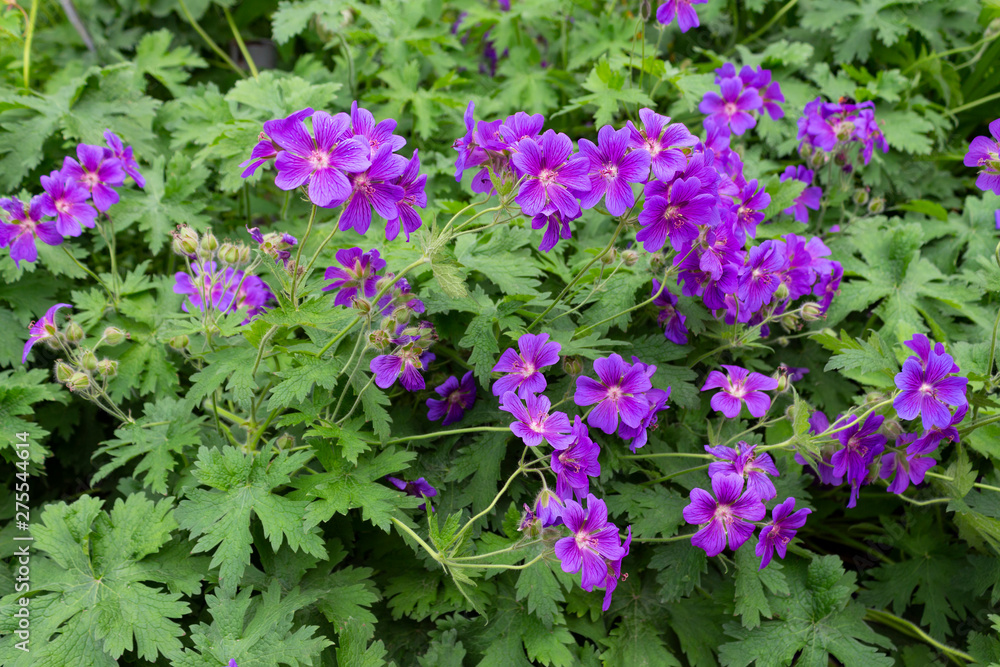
(67, 372, 90, 391)
(169, 334, 190, 351)
(774, 372, 789, 393)
(801, 303, 823, 321)
(102, 326, 128, 346)
(54, 361, 74, 382)
(562, 356, 583, 376)
(852, 188, 870, 206)
(622, 249, 640, 267)
(173, 225, 199, 256)
(774, 283, 790, 301)
(200, 230, 219, 253)
(97, 359, 118, 378)
(219, 242, 240, 265)
(868, 197, 885, 214)
(65, 321, 85, 343)
(369, 329, 390, 350)
(80, 349, 98, 371)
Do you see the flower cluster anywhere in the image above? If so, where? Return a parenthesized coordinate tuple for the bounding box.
(172, 225, 273, 325)
(685, 441, 810, 569)
(700, 64, 784, 137)
(0, 131, 143, 267)
(241, 104, 426, 240)
(797, 97, 888, 166)
(963, 118, 1000, 195)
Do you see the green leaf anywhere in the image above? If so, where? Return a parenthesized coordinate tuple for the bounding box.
(133, 29, 207, 96)
(515, 562, 566, 628)
(734, 536, 789, 629)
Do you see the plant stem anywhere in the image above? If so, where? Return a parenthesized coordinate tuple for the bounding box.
(223, 7, 259, 78)
(446, 552, 548, 570)
(450, 539, 543, 561)
(63, 247, 114, 297)
(453, 465, 527, 544)
(864, 609, 976, 664)
(391, 517, 444, 564)
(177, 0, 245, 77)
(385, 426, 510, 445)
(22, 0, 38, 89)
(949, 90, 1000, 115)
(290, 204, 318, 306)
(739, 0, 799, 44)
(642, 464, 711, 485)
(620, 451, 714, 460)
(630, 533, 695, 543)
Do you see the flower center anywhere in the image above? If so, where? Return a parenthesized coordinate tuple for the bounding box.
(82, 171, 100, 188)
(724, 102, 738, 117)
(520, 360, 536, 378)
(308, 149, 331, 170)
(56, 199, 71, 214)
(529, 413, 548, 433)
(538, 168, 558, 186)
(918, 382, 935, 396)
(354, 174, 375, 196)
(606, 385, 624, 402)
(599, 162, 619, 180)
(574, 531, 595, 551)
(714, 503, 734, 525)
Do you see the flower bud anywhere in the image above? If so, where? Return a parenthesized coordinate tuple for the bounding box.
(780, 313, 799, 331)
(562, 356, 583, 376)
(369, 329, 390, 350)
(97, 359, 118, 378)
(65, 321, 85, 343)
(801, 302, 824, 321)
(820, 327, 838, 338)
(80, 349, 98, 371)
(808, 150, 826, 169)
(172, 225, 199, 257)
(883, 419, 903, 440)
(200, 231, 218, 253)
(867, 197, 885, 214)
(238, 245, 252, 264)
(392, 305, 411, 323)
(601, 248, 617, 265)
(774, 283, 790, 301)
(775, 336, 790, 347)
(774, 372, 790, 393)
(67, 372, 90, 391)
(219, 242, 240, 265)
(621, 249, 639, 267)
(169, 335, 189, 351)
(852, 188, 870, 206)
(275, 433, 295, 450)
(353, 298, 373, 316)
(649, 253, 665, 270)
(800, 144, 814, 160)
(54, 361, 74, 383)
(102, 326, 128, 346)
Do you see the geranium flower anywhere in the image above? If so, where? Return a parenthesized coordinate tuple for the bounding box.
(531, 209, 577, 252)
(755, 497, 810, 569)
(701, 365, 778, 418)
(577, 125, 650, 217)
(893, 351, 968, 430)
(683, 474, 765, 557)
(961, 119, 1000, 194)
(554, 494, 625, 589)
(831, 413, 885, 508)
(322, 247, 386, 307)
(270, 110, 372, 208)
(574, 353, 652, 434)
(339, 144, 406, 235)
(705, 441, 779, 501)
(737, 240, 788, 313)
(387, 476, 437, 510)
(491, 332, 561, 399)
(655, 0, 708, 32)
(908, 404, 965, 456)
(637, 177, 718, 253)
(599, 526, 631, 611)
(626, 108, 698, 182)
(23, 303, 72, 363)
(371, 343, 427, 391)
(618, 387, 670, 452)
(699, 77, 762, 135)
(780, 166, 822, 223)
(551, 416, 601, 499)
(732, 178, 771, 240)
(879, 447, 936, 495)
(511, 130, 590, 218)
(350, 100, 406, 157)
(386, 150, 426, 242)
(240, 108, 315, 178)
(0, 196, 63, 267)
(426, 371, 476, 426)
(60, 144, 125, 211)
(103, 130, 145, 187)
(499, 391, 573, 449)
(38, 172, 97, 237)
(651, 279, 688, 345)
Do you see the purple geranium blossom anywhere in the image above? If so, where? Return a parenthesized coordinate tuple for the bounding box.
(600, 525, 631, 611)
(350, 101, 406, 157)
(753, 70, 785, 121)
(340, 144, 406, 235)
(574, 353, 652, 435)
(683, 474, 765, 557)
(229, 660, 239, 667)
(699, 77, 762, 136)
(879, 448, 936, 495)
(893, 351, 968, 430)
(780, 166, 822, 223)
(500, 391, 573, 449)
(426, 371, 476, 426)
(652, 279, 688, 345)
(39, 172, 98, 237)
(61, 144, 125, 212)
(492, 332, 561, 399)
(738, 240, 788, 313)
(627, 108, 698, 182)
(386, 150, 426, 242)
(755, 497, 810, 569)
(903, 333, 959, 372)
(531, 209, 577, 252)
(22, 302, 72, 363)
(371, 344, 427, 391)
(637, 177, 718, 253)
(554, 494, 625, 590)
(961, 119, 999, 192)
(655, 0, 707, 32)
(511, 130, 590, 218)
(552, 416, 601, 499)
(705, 441, 780, 501)
(577, 125, 650, 217)
(618, 387, 670, 452)
(908, 404, 965, 456)
(103, 130, 144, 187)
(387, 476, 437, 510)
(270, 111, 372, 208)
(0, 196, 63, 267)
(240, 108, 315, 178)
(831, 413, 886, 508)
(322, 247, 386, 307)
(453, 101, 486, 181)
(733, 179, 771, 240)
(701, 365, 778, 418)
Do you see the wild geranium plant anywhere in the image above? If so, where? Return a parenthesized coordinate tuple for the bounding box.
(2, 1, 1000, 665)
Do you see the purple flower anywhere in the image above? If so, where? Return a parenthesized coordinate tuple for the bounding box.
(879, 448, 936, 495)
(738, 240, 788, 313)
(38, 172, 97, 237)
(531, 209, 577, 252)
(618, 387, 670, 452)
(511, 130, 590, 218)
(453, 101, 487, 181)
(210, 268, 275, 323)
(683, 474, 765, 557)
(893, 351, 968, 430)
(350, 101, 406, 157)
(552, 416, 601, 499)
(706, 441, 779, 501)
(627, 108, 698, 182)
(0, 196, 63, 267)
(23, 303, 71, 363)
(229, 660, 239, 667)
(733, 179, 771, 241)
(701, 365, 778, 418)
(651, 279, 688, 345)
(700, 78, 762, 136)
(780, 166, 822, 223)
(240, 108, 315, 178)
(491, 332, 561, 399)
(322, 248, 386, 307)
(246, 226, 297, 266)
(270, 111, 372, 208)
(340, 144, 406, 235)
(831, 413, 886, 508)
(371, 344, 427, 391)
(655, 0, 707, 32)
(902, 333, 958, 371)
(753, 70, 785, 121)
(600, 525, 631, 611)
(554, 494, 625, 590)
(755, 497, 810, 569)
(637, 177, 718, 253)
(577, 125, 650, 216)
(103, 130, 144, 187)
(386, 150, 426, 242)
(387, 476, 437, 510)
(426, 371, 476, 426)
(60, 144, 125, 211)
(908, 404, 965, 456)
(500, 391, 573, 449)
(574, 353, 652, 435)
(528, 488, 565, 529)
